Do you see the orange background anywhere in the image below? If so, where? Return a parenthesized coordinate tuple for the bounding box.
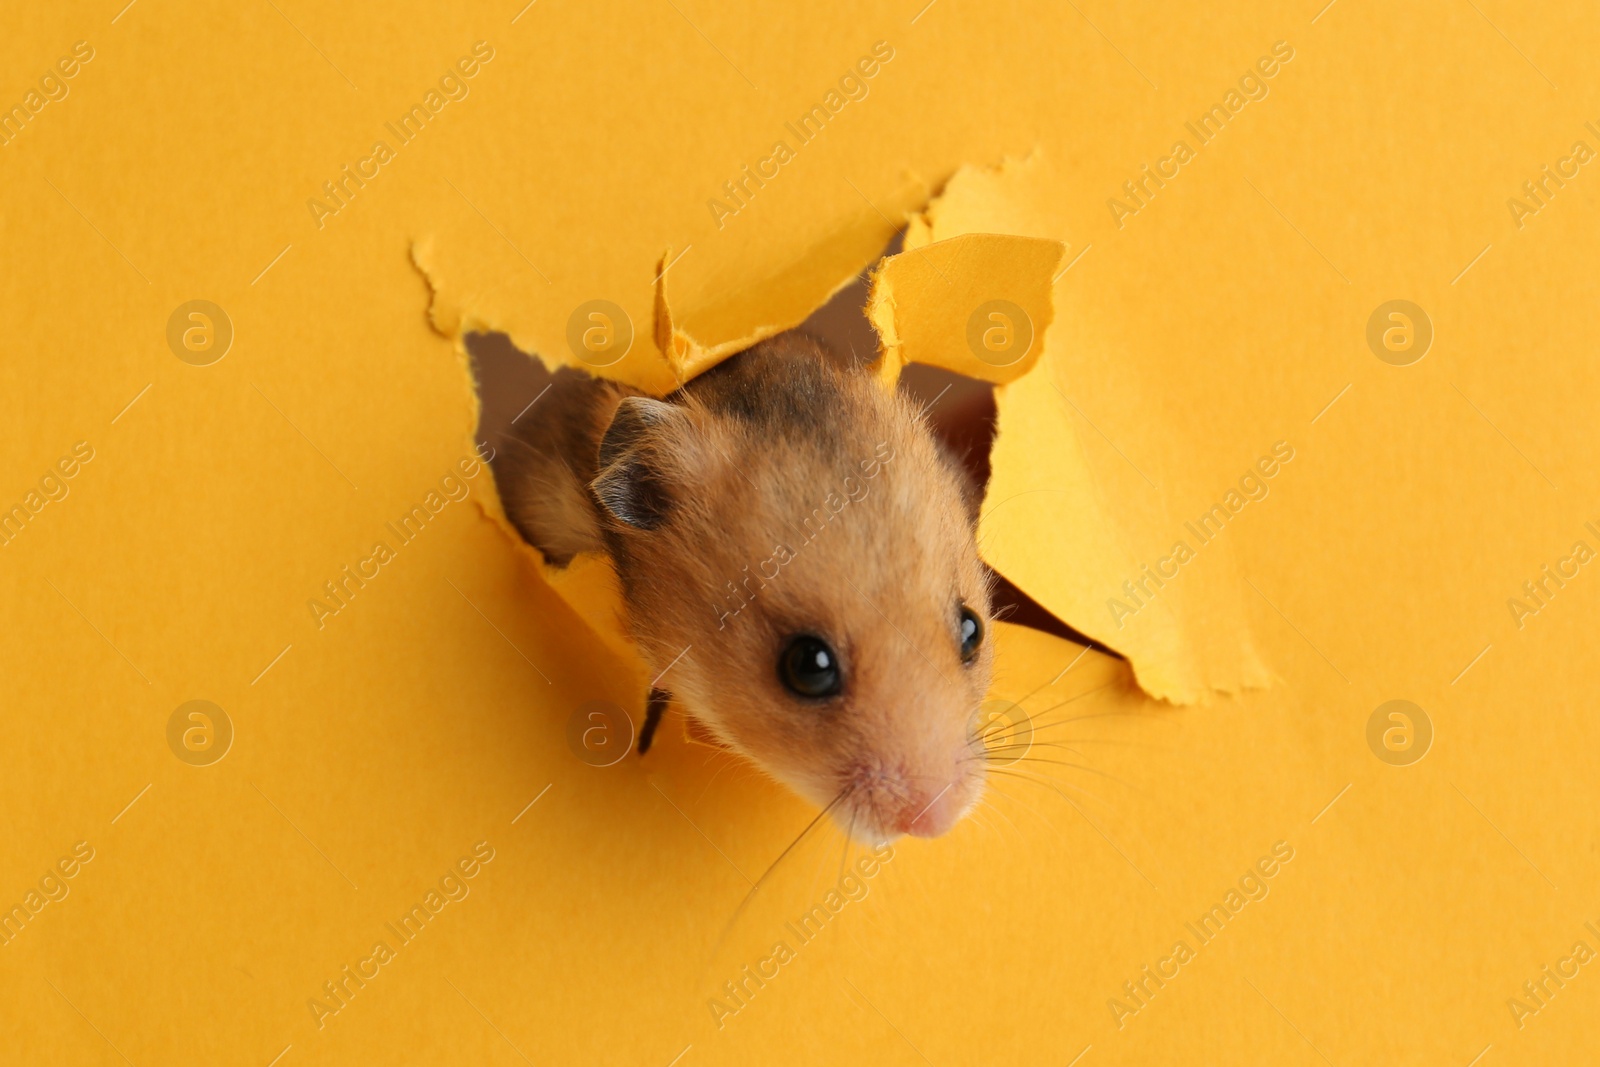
(2, 2, 1597, 1064)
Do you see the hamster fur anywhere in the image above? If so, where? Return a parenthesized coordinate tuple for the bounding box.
(499, 332, 995, 841)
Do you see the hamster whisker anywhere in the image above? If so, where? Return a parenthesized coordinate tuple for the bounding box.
(983, 765, 1084, 805)
(994, 739, 1091, 759)
(981, 764, 1066, 789)
(995, 754, 1140, 791)
(1039, 735, 1163, 749)
(981, 781, 1072, 842)
(839, 807, 858, 885)
(690, 752, 740, 807)
(988, 656, 1091, 713)
(963, 738, 1093, 761)
(964, 730, 1089, 760)
(1011, 739, 1088, 755)
(981, 792, 1025, 837)
(759, 786, 855, 891)
(1015, 679, 1123, 718)
(963, 805, 1001, 843)
(1024, 735, 1166, 759)
(488, 429, 542, 459)
(1021, 708, 1137, 734)
(715, 785, 856, 953)
(984, 765, 1118, 814)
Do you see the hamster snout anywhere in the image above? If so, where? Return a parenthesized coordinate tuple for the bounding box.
(846, 750, 985, 839)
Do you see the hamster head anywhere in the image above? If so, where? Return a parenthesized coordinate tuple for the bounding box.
(591, 338, 995, 842)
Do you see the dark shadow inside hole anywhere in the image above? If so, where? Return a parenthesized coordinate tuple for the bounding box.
(793, 246, 1120, 659)
(464, 240, 1120, 661)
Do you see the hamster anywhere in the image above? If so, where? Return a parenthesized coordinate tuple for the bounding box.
(499, 332, 995, 841)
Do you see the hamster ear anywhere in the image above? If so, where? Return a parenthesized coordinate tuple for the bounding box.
(591, 396, 690, 530)
(596, 395, 677, 469)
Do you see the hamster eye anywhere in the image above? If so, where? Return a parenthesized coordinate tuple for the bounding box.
(959, 605, 983, 663)
(779, 635, 842, 699)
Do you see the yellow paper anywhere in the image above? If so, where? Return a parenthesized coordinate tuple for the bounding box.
(4, 4, 1598, 1065)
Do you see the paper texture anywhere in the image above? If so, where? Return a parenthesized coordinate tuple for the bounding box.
(3, 4, 1596, 1064)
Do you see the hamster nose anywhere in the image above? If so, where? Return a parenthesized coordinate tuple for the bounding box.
(895, 783, 962, 838)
